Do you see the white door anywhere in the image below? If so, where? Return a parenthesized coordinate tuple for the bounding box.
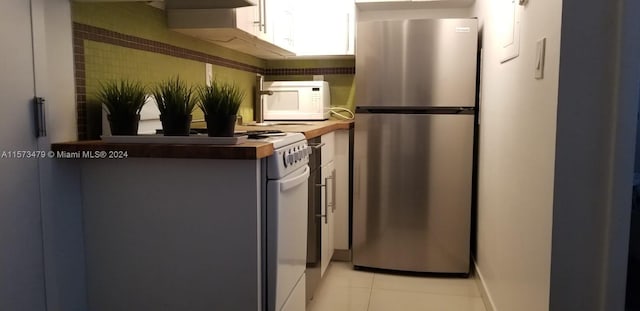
(320, 161, 335, 276)
(0, 0, 47, 310)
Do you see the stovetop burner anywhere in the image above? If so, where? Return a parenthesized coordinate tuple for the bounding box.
(243, 130, 286, 139)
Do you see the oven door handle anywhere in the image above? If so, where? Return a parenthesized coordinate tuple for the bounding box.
(280, 166, 310, 192)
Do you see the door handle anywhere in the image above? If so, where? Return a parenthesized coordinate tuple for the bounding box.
(34, 96, 46, 138)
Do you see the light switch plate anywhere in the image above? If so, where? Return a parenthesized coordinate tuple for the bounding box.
(535, 38, 546, 79)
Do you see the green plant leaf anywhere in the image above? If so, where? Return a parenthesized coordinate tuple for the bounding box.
(97, 79, 147, 119)
(152, 76, 197, 117)
(197, 79, 246, 117)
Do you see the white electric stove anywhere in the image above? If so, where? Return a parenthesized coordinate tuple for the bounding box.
(262, 132, 310, 311)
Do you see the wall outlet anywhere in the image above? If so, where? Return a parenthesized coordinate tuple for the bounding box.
(205, 63, 213, 86)
(535, 38, 546, 79)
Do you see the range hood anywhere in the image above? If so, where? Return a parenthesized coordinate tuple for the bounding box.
(356, 0, 475, 11)
(165, 0, 257, 9)
(167, 9, 295, 59)
(74, 0, 257, 9)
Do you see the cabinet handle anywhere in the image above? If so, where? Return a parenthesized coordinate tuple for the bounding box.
(316, 182, 328, 224)
(325, 173, 335, 211)
(345, 13, 350, 53)
(331, 168, 337, 212)
(262, 0, 267, 33)
(253, 0, 264, 32)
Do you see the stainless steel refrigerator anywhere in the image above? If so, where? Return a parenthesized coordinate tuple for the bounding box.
(353, 18, 478, 274)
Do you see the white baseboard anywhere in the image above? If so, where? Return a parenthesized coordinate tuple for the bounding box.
(473, 259, 497, 311)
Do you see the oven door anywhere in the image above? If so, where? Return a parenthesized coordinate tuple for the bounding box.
(266, 165, 309, 311)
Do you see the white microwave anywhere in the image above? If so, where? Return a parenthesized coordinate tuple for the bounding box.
(263, 81, 330, 121)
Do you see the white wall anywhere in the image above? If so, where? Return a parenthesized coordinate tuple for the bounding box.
(474, 0, 640, 309)
(472, 0, 562, 310)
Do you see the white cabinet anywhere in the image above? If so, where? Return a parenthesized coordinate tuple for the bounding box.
(319, 132, 336, 276)
(293, 0, 355, 56)
(268, 0, 295, 51)
(320, 161, 335, 276)
(236, 2, 268, 41)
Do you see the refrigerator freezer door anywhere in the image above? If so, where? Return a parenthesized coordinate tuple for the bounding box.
(356, 18, 478, 108)
(353, 113, 474, 273)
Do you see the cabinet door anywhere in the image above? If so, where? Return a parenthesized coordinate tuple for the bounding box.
(268, 0, 295, 50)
(294, 0, 354, 56)
(320, 160, 336, 277)
(0, 0, 46, 310)
(236, 1, 268, 40)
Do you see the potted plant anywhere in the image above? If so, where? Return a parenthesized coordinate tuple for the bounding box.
(97, 80, 147, 136)
(197, 80, 246, 137)
(152, 76, 197, 136)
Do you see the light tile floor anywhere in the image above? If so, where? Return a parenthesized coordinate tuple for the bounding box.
(307, 262, 487, 311)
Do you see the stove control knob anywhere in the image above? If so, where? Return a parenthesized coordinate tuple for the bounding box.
(282, 153, 288, 167)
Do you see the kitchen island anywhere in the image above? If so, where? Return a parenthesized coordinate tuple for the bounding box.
(51, 120, 352, 311)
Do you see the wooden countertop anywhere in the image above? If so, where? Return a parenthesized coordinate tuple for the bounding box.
(51, 120, 353, 160)
(237, 119, 353, 140)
